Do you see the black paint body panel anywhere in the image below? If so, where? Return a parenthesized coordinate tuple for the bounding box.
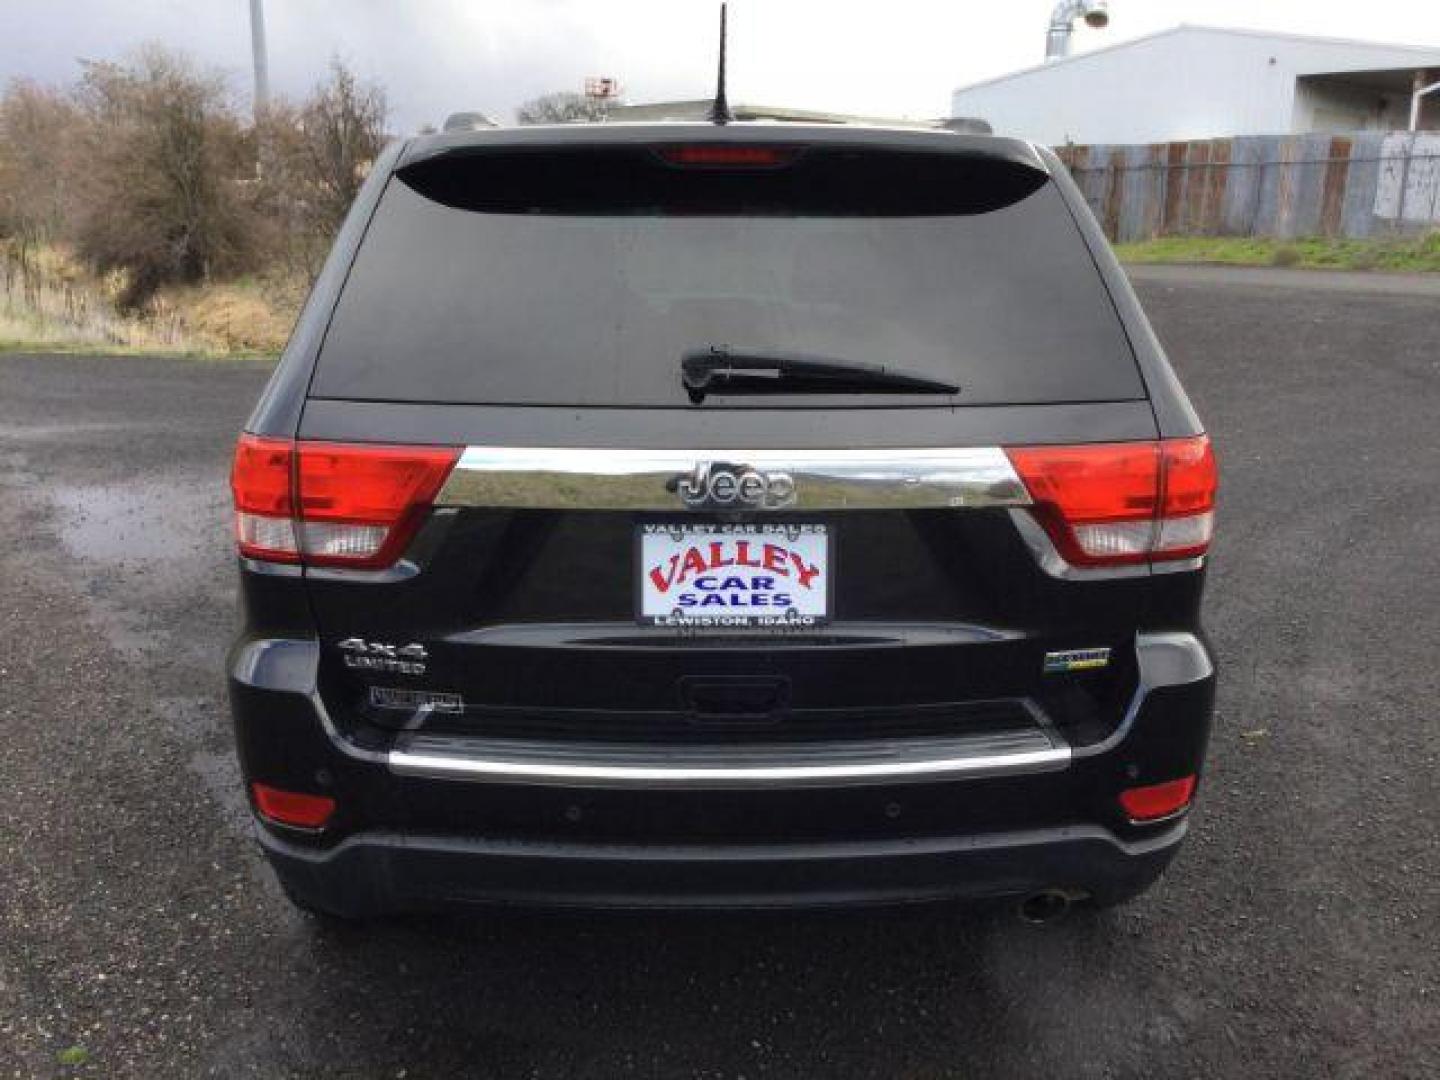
(230, 123, 1215, 914)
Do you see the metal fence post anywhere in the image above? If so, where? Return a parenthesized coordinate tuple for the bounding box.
(1250, 156, 1265, 237)
(1395, 134, 1413, 233)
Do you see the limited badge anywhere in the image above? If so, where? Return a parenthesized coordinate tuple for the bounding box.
(337, 638, 428, 675)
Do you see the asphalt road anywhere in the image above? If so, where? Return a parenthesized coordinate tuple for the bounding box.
(1, 266, 1437, 1078)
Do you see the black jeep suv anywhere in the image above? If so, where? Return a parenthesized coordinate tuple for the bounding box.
(227, 122, 1217, 918)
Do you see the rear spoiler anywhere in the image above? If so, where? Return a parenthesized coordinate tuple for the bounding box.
(397, 121, 1045, 176)
(395, 135, 1051, 218)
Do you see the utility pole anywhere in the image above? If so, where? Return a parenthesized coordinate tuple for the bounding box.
(249, 0, 270, 121)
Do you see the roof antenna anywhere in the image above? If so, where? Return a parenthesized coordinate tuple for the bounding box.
(708, 3, 734, 124)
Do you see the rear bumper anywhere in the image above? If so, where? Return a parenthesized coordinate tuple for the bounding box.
(259, 819, 1185, 916)
(231, 631, 1214, 915)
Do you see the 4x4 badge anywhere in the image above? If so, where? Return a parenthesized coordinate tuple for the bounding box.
(670, 463, 796, 509)
(337, 638, 428, 675)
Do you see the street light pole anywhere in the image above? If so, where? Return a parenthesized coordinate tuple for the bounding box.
(1045, 0, 1109, 61)
(249, 0, 270, 121)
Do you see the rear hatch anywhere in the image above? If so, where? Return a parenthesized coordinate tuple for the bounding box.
(298, 130, 1156, 748)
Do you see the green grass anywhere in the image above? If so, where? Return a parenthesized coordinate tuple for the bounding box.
(57, 1045, 89, 1067)
(1115, 233, 1440, 273)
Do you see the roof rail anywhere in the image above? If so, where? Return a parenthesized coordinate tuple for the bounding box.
(442, 111, 499, 132)
(941, 117, 994, 135)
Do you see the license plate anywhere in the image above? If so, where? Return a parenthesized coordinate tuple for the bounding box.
(637, 523, 830, 628)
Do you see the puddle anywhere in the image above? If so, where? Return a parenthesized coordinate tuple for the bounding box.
(50, 476, 225, 568)
(40, 475, 234, 665)
(0, 421, 149, 442)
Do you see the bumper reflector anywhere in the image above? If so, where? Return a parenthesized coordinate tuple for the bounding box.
(251, 782, 336, 829)
(1119, 775, 1196, 823)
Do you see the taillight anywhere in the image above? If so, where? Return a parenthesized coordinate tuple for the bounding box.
(1156, 436, 1218, 559)
(295, 442, 460, 568)
(1005, 436, 1216, 567)
(251, 782, 336, 829)
(1119, 775, 1197, 823)
(231, 435, 299, 562)
(230, 436, 459, 569)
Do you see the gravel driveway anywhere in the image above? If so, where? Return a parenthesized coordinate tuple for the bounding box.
(1, 266, 1436, 1078)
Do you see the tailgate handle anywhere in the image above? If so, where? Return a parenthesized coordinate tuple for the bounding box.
(679, 676, 790, 720)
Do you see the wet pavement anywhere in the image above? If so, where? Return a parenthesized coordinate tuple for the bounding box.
(1, 268, 1438, 1077)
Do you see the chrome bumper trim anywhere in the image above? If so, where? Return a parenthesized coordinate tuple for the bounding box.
(387, 728, 1070, 789)
(435, 446, 1031, 511)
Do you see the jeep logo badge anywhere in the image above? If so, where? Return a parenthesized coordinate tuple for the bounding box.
(671, 463, 796, 509)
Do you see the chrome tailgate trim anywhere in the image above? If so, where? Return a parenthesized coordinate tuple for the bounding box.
(435, 446, 1031, 511)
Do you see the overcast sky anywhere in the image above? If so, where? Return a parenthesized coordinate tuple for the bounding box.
(3, 0, 1439, 131)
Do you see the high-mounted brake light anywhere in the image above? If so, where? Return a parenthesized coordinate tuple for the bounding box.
(1006, 436, 1216, 568)
(230, 436, 459, 569)
(656, 145, 798, 168)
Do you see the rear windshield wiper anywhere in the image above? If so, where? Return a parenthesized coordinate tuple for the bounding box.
(681, 346, 960, 404)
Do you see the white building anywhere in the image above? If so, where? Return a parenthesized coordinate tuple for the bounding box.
(951, 25, 1440, 145)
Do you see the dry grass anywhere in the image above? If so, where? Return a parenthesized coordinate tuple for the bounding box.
(160, 279, 301, 354)
(0, 241, 299, 356)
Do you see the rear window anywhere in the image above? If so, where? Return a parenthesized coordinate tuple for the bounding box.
(312, 146, 1144, 408)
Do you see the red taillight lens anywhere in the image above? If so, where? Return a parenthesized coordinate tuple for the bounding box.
(231, 435, 299, 562)
(1156, 435, 1218, 559)
(295, 442, 460, 568)
(251, 782, 336, 829)
(1005, 436, 1216, 567)
(230, 437, 459, 569)
(656, 145, 798, 168)
(1119, 775, 1197, 822)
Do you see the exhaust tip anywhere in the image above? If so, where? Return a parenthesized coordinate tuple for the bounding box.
(1017, 888, 1074, 925)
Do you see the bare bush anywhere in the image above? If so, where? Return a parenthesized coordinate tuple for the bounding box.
(516, 91, 613, 125)
(71, 46, 258, 308)
(0, 80, 84, 246)
(0, 48, 391, 345)
(295, 60, 388, 233)
(249, 59, 388, 278)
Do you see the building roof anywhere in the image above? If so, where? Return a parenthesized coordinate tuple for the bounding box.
(953, 23, 1440, 96)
